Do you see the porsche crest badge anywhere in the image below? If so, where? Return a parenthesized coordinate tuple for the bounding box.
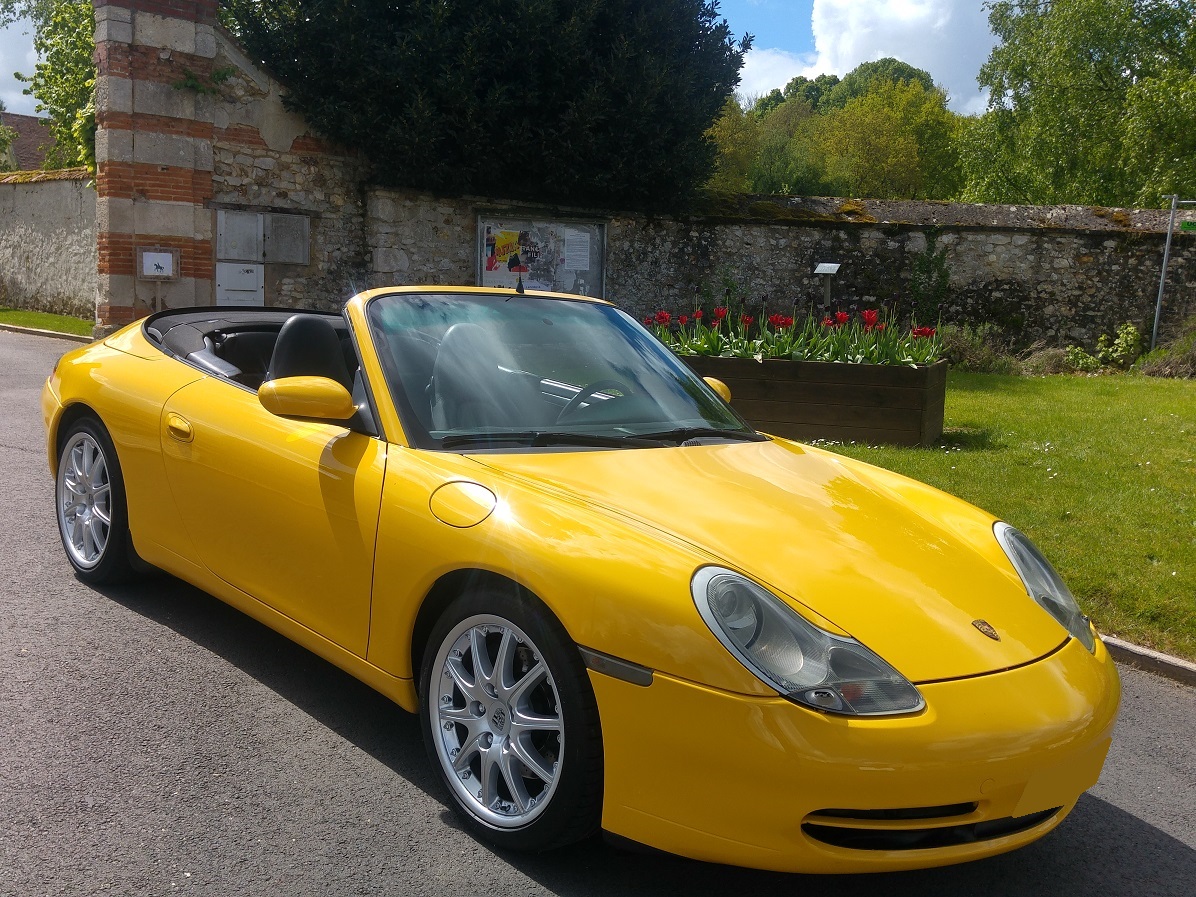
(972, 619, 1000, 641)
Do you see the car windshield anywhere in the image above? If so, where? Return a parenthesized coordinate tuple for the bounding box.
(366, 291, 761, 450)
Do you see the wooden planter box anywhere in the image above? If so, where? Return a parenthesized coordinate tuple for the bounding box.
(684, 356, 947, 447)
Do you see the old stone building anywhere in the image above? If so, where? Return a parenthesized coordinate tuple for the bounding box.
(0, 111, 55, 170)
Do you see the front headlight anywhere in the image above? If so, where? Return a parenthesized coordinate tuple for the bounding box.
(692, 567, 925, 716)
(994, 522, 1095, 652)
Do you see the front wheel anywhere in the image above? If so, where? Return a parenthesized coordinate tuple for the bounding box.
(419, 588, 603, 851)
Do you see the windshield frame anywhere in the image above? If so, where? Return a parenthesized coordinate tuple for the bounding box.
(363, 289, 760, 452)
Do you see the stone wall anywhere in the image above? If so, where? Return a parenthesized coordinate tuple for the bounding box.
(92, 0, 369, 327)
(209, 33, 368, 310)
(368, 189, 1196, 349)
(604, 198, 1196, 348)
(0, 171, 97, 318)
(367, 189, 476, 287)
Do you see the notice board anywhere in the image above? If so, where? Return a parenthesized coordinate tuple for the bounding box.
(477, 215, 605, 298)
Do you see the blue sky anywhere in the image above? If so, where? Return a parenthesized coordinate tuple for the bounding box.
(722, 0, 996, 113)
(720, 0, 818, 58)
(0, 15, 37, 115)
(1, 1, 996, 118)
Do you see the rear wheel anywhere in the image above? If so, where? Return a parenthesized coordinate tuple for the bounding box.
(55, 416, 136, 584)
(419, 588, 603, 851)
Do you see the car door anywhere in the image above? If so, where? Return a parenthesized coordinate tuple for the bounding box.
(159, 376, 385, 656)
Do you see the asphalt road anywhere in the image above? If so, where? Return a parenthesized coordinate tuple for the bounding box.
(2, 329, 1194, 897)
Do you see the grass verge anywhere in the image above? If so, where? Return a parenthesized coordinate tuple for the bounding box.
(823, 371, 1196, 661)
(0, 307, 94, 337)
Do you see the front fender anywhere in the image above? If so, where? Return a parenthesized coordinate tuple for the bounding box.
(366, 447, 773, 697)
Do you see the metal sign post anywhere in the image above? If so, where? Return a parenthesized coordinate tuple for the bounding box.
(1152, 195, 1196, 351)
(815, 262, 840, 308)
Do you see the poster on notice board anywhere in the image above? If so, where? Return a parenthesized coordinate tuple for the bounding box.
(477, 216, 606, 298)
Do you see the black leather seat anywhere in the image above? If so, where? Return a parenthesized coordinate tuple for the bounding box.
(266, 315, 352, 390)
(216, 330, 276, 388)
(429, 323, 548, 430)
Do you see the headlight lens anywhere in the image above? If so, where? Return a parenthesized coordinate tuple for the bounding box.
(994, 522, 1095, 652)
(692, 567, 925, 716)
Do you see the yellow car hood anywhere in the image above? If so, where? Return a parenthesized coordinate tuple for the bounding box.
(474, 438, 1068, 683)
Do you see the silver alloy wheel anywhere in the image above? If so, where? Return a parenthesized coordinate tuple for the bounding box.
(57, 432, 112, 570)
(429, 613, 564, 828)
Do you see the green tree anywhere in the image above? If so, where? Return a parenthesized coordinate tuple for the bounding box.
(747, 95, 818, 194)
(711, 59, 962, 199)
(223, 0, 749, 209)
(750, 88, 784, 118)
(2, 0, 96, 170)
(794, 80, 962, 200)
(965, 0, 1196, 206)
(1121, 69, 1196, 206)
(706, 97, 760, 192)
(818, 58, 935, 111)
(0, 0, 56, 27)
(0, 112, 17, 171)
(782, 73, 839, 109)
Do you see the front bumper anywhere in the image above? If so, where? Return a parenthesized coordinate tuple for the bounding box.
(593, 636, 1120, 874)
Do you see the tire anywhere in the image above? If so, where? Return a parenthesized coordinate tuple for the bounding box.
(55, 415, 137, 584)
(419, 588, 603, 851)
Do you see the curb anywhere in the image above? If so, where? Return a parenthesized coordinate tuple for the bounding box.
(0, 322, 94, 343)
(1104, 636, 1196, 688)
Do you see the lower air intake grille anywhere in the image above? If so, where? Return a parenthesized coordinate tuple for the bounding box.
(813, 802, 977, 822)
(803, 807, 1061, 851)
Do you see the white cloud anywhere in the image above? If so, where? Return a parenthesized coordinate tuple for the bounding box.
(740, 1, 997, 114)
(807, 0, 996, 113)
(737, 47, 814, 103)
(0, 18, 39, 115)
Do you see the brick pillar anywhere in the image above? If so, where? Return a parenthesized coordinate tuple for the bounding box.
(93, 0, 219, 330)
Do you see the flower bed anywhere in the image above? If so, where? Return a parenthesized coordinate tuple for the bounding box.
(647, 308, 946, 446)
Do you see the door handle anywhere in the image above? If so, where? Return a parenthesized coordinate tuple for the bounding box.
(166, 412, 194, 443)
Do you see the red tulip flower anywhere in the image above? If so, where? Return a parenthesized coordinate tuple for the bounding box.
(835, 311, 850, 326)
(654, 311, 672, 326)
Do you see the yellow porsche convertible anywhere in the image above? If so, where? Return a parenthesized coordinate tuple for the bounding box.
(42, 287, 1120, 874)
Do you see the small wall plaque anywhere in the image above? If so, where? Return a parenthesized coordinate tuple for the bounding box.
(137, 247, 181, 282)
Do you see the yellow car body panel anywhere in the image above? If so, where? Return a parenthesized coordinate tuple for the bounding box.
(595, 637, 1119, 873)
(365, 446, 774, 697)
(160, 376, 386, 657)
(41, 292, 1122, 874)
(470, 440, 1067, 683)
(43, 332, 205, 565)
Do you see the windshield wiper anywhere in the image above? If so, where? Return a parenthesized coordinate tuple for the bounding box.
(633, 427, 768, 444)
(441, 431, 664, 449)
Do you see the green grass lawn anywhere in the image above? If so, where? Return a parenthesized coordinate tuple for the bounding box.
(0, 307, 94, 337)
(823, 372, 1196, 661)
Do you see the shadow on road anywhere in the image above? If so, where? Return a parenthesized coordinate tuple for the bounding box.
(98, 574, 1196, 897)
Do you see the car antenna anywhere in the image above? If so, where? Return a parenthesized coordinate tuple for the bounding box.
(507, 274, 526, 300)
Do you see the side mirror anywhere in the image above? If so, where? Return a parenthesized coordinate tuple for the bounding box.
(703, 376, 732, 403)
(259, 376, 356, 422)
